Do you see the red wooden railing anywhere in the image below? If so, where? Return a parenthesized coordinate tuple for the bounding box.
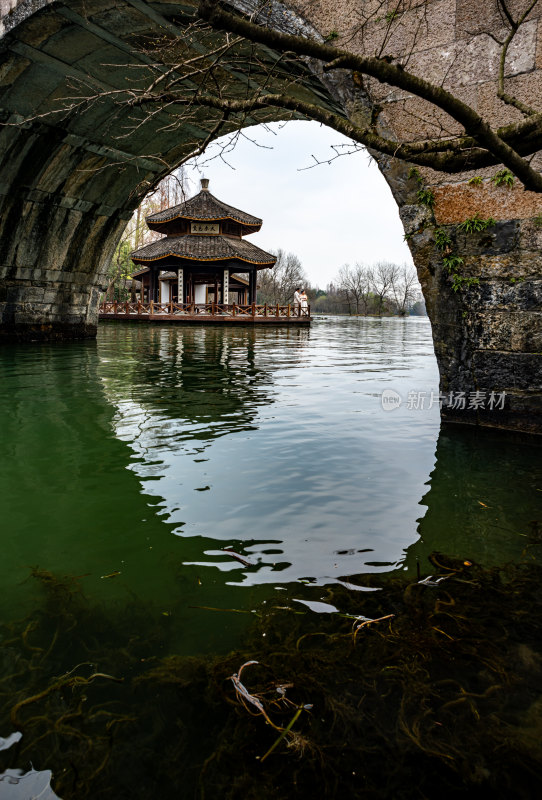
(99, 302, 310, 318)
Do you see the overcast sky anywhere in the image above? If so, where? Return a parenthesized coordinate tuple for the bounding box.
(183, 120, 413, 289)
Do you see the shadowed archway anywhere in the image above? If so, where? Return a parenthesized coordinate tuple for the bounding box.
(0, 0, 352, 336)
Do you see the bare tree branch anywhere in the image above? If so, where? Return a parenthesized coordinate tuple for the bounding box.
(497, 0, 539, 116)
(197, 0, 542, 190)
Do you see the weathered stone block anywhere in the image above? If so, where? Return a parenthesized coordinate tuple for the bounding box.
(456, 0, 539, 39)
(399, 204, 431, 234)
(477, 71, 542, 130)
(469, 310, 542, 352)
(353, 0, 456, 61)
(434, 184, 542, 224)
(10, 5, 65, 44)
(454, 220, 519, 255)
(472, 351, 542, 391)
(443, 390, 542, 434)
(0, 51, 29, 86)
(474, 279, 542, 311)
(519, 218, 542, 250)
(462, 252, 541, 280)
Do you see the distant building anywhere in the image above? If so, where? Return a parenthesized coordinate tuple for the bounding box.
(100, 179, 310, 324)
(131, 178, 276, 306)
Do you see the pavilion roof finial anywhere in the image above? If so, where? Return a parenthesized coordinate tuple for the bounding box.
(200, 177, 209, 191)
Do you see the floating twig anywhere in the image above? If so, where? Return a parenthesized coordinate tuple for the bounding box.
(417, 575, 450, 587)
(352, 613, 395, 642)
(229, 661, 279, 729)
(221, 548, 255, 567)
(189, 605, 251, 614)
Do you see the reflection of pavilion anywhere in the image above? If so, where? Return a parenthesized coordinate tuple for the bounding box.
(101, 324, 282, 441)
(100, 179, 310, 325)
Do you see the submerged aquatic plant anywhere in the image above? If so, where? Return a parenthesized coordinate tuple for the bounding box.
(1, 553, 542, 800)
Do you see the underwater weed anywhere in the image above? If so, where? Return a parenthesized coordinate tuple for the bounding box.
(2, 556, 542, 799)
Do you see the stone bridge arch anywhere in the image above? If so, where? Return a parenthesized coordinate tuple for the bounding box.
(0, 0, 541, 434)
(0, 0, 346, 335)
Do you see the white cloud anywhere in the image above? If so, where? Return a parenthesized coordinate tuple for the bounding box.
(184, 121, 413, 288)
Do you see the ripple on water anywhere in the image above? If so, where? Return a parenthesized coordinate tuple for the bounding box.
(0, 317, 539, 611)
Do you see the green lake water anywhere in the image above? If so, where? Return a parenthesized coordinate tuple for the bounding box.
(1, 317, 541, 799)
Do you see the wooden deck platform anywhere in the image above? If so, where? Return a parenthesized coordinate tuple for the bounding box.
(99, 301, 311, 325)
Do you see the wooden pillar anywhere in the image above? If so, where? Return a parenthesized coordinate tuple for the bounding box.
(223, 269, 229, 305)
(177, 268, 184, 306)
(149, 268, 158, 303)
(249, 270, 257, 304)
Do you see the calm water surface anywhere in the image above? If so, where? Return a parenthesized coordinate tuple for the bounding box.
(1, 317, 541, 635)
(0, 317, 541, 797)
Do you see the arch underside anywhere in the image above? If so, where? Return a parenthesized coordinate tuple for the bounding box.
(0, 0, 347, 337)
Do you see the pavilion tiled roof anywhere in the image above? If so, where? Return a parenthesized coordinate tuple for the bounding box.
(131, 235, 276, 266)
(146, 188, 262, 228)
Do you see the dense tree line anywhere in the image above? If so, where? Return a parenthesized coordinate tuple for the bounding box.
(324, 262, 422, 316)
(258, 256, 423, 317)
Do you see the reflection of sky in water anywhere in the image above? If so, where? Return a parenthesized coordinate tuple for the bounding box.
(0, 736, 60, 800)
(101, 318, 442, 585)
(0, 768, 60, 800)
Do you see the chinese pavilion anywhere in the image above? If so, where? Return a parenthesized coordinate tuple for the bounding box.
(131, 178, 276, 307)
(100, 178, 310, 324)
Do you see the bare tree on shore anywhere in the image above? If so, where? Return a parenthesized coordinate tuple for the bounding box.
(390, 265, 422, 317)
(334, 261, 421, 315)
(337, 264, 371, 315)
(369, 262, 401, 316)
(105, 168, 191, 300)
(257, 249, 307, 305)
